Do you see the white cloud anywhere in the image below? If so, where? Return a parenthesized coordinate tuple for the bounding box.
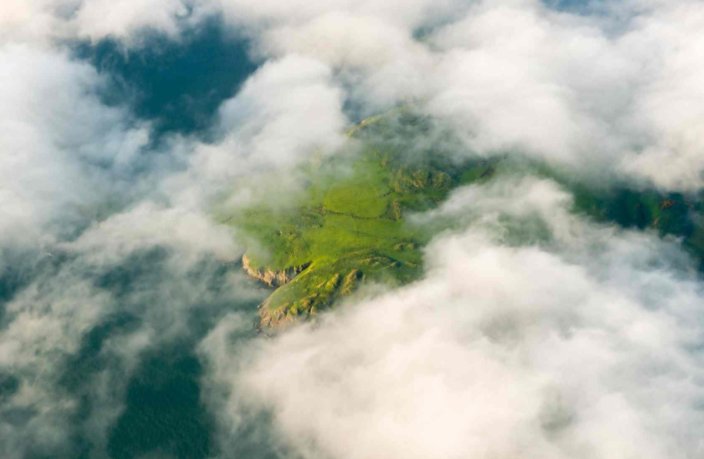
(217, 54, 347, 167)
(3, 0, 704, 457)
(3, 0, 701, 191)
(427, 0, 704, 188)
(216, 0, 460, 31)
(212, 0, 704, 189)
(0, 0, 72, 44)
(617, 1, 704, 189)
(0, 44, 150, 249)
(202, 177, 704, 459)
(62, 202, 240, 265)
(427, 3, 616, 166)
(0, 273, 113, 459)
(71, 0, 191, 42)
(0, 0, 216, 45)
(163, 54, 348, 212)
(0, 198, 259, 457)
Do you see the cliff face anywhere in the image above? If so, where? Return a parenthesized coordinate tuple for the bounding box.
(231, 111, 704, 331)
(241, 255, 310, 288)
(233, 147, 483, 329)
(256, 265, 366, 330)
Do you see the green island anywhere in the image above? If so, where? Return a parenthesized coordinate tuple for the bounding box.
(221, 111, 704, 329)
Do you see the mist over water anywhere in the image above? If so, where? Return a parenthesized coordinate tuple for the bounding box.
(73, 19, 257, 138)
(1, 1, 704, 458)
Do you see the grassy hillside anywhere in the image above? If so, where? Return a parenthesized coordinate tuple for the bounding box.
(224, 111, 704, 328)
(228, 113, 493, 327)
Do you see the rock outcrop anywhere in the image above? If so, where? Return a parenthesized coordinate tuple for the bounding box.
(241, 255, 310, 288)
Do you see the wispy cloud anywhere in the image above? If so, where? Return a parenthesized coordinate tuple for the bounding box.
(1, 0, 704, 457)
(203, 177, 704, 459)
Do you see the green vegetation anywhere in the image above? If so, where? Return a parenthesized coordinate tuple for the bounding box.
(571, 186, 704, 267)
(227, 113, 494, 327)
(224, 110, 704, 329)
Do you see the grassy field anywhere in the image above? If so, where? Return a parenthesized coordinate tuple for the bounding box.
(226, 112, 496, 327)
(234, 153, 452, 326)
(224, 111, 704, 328)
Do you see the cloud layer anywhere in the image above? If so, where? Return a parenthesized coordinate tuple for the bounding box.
(1, 0, 704, 458)
(213, 0, 704, 189)
(203, 177, 704, 459)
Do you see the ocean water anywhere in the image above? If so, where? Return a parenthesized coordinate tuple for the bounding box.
(73, 17, 258, 138)
(6, 4, 701, 457)
(0, 23, 274, 459)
